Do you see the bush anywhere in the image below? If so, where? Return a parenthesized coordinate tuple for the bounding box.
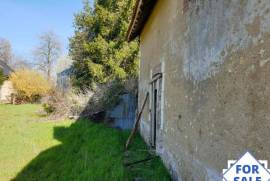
(66, 89, 94, 116)
(41, 89, 69, 117)
(9, 69, 52, 103)
(42, 103, 55, 114)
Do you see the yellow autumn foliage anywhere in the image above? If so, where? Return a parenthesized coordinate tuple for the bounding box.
(9, 69, 52, 101)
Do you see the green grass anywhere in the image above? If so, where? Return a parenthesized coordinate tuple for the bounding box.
(0, 104, 170, 181)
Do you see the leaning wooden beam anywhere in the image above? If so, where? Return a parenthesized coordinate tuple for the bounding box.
(125, 92, 149, 150)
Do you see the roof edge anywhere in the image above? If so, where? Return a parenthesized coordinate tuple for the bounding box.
(126, 0, 157, 42)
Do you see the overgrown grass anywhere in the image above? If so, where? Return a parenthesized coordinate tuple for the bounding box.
(0, 104, 170, 181)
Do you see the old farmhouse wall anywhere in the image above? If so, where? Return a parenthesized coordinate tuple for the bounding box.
(138, 0, 270, 180)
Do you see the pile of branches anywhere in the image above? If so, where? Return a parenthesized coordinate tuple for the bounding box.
(43, 79, 138, 121)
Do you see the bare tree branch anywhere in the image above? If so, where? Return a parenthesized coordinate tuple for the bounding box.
(0, 37, 12, 64)
(10, 55, 32, 70)
(33, 31, 62, 81)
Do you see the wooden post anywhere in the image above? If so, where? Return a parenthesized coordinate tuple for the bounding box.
(125, 92, 149, 150)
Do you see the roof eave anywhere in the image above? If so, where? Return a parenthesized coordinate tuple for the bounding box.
(126, 0, 157, 42)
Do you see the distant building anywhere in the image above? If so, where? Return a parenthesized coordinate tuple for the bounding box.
(57, 67, 72, 92)
(0, 60, 15, 103)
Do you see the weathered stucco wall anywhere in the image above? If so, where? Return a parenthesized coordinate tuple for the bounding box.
(0, 80, 15, 103)
(138, 0, 270, 180)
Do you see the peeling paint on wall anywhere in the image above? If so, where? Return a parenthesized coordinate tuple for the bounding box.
(183, 0, 270, 82)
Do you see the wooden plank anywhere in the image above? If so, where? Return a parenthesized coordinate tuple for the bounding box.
(125, 92, 149, 150)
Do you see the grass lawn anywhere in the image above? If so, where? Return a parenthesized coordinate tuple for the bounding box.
(0, 104, 170, 181)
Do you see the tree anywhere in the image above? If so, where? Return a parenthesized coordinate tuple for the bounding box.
(0, 38, 12, 64)
(10, 55, 31, 70)
(34, 31, 61, 81)
(0, 38, 30, 70)
(0, 69, 6, 86)
(69, 0, 139, 89)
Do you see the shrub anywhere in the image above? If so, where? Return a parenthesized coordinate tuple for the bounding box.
(9, 69, 52, 103)
(42, 103, 55, 114)
(41, 89, 69, 117)
(66, 89, 94, 116)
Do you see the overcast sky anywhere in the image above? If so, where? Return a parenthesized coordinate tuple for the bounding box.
(0, 0, 94, 60)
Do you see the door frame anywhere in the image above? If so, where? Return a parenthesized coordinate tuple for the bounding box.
(150, 73, 162, 149)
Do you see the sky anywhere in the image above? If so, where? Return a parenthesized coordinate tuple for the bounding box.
(0, 0, 94, 60)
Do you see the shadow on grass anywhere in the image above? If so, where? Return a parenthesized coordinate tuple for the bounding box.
(12, 120, 171, 181)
